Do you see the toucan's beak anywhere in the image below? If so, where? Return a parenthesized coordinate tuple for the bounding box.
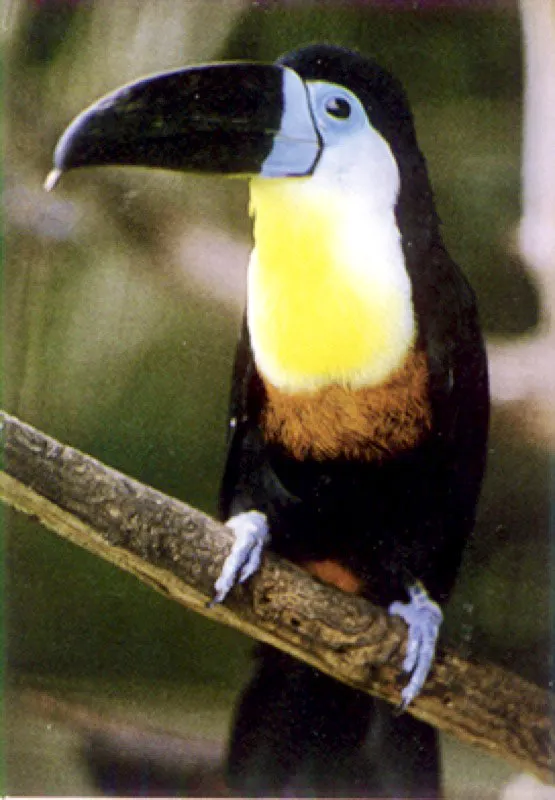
(45, 63, 321, 190)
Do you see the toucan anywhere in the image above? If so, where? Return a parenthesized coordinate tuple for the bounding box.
(47, 44, 489, 799)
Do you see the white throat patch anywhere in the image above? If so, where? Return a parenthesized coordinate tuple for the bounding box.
(247, 81, 416, 393)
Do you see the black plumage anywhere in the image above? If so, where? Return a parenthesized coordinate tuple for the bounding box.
(47, 42, 490, 799)
(218, 46, 489, 798)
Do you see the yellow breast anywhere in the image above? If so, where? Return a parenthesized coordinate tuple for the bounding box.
(247, 178, 416, 393)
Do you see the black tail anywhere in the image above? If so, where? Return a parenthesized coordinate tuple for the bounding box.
(226, 648, 441, 798)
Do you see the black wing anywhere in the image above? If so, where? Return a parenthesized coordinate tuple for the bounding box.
(219, 244, 489, 607)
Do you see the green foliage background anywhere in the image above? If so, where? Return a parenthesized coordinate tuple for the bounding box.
(4, 1, 549, 796)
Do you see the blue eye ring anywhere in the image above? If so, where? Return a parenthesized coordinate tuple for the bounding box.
(324, 96, 351, 119)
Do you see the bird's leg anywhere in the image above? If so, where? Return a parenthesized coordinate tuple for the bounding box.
(388, 582, 443, 710)
(210, 510, 270, 606)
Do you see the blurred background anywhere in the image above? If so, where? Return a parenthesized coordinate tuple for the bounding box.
(4, 0, 553, 797)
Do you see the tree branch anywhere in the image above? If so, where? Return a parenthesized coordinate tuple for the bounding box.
(1, 410, 552, 782)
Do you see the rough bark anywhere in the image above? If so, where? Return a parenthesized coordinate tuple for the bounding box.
(1, 410, 553, 782)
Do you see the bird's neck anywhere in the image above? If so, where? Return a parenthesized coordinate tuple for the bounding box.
(247, 177, 416, 393)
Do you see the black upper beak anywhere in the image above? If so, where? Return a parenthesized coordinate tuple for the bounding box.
(46, 62, 320, 189)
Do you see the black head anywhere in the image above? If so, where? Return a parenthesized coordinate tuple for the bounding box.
(279, 44, 440, 255)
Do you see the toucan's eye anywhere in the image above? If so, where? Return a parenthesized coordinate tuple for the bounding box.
(325, 96, 351, 119)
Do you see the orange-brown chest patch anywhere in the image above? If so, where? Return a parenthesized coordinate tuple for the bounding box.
(260, 348, 432, 462)
(301, 559, 364, 594)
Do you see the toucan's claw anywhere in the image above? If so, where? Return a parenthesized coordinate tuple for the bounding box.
(210, 510, 270, 607)
(389, 582, 443, 710)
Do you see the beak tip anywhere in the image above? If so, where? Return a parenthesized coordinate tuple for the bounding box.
(44, 168, 63, 192)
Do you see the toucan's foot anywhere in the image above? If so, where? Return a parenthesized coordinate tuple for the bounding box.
(388, 583, 443, 710)
(210, 510, 270, 606)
